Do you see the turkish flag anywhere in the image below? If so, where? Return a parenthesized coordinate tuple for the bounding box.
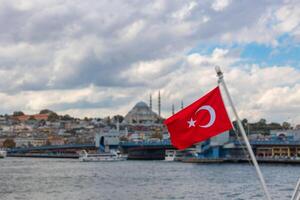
(164, 86, 233, 150)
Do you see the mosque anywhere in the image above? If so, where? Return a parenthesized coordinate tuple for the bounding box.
(124, 92, 162, 125)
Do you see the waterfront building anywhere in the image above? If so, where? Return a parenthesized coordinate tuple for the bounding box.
(255, 146, 297, 158)
(0, 138, 6, 147)
(128, 133, 143, 142)
(47, 135, 65, 145)
(0, 116, 7, 125)
(270, 129, 300, 140)
(0, 125, 12, 132)
(196, 131, 230, 158)
(252, 132, 300, 158)
(14, 137, 47, 147)
(95, 130, 120, 152)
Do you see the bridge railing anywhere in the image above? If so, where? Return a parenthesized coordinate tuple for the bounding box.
(8, 143, 95, 153)
(234, 140, 300, 146)
(120, 140, 172, 146)
(8, 140, 173, 153)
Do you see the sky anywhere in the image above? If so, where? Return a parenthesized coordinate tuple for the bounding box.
(0, 0, 300, 124)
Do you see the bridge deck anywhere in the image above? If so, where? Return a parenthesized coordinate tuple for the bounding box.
(8, 141, 174, 153)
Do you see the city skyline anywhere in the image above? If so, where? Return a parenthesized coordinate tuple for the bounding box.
(0, 1, 299, 123)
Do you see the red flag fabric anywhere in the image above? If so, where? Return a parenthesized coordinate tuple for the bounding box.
(164, 86, 233, 150)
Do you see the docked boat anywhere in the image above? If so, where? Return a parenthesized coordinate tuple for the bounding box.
(165, 150, 176, 161)
(174, 148, 198, 161)
(0, 150, 7, 158)
(79, 150, 126, 162)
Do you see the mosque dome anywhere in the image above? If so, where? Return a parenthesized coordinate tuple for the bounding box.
(134, 101, 148, 109)
(124, 101, 159, 124)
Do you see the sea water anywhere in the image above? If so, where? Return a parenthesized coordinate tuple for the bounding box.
(0, 158, 299, 200)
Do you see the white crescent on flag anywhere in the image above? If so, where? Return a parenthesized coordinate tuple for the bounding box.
(195, 105, 216, 128)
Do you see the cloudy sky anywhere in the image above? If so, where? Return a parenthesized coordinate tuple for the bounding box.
(0, 0, 300, 124)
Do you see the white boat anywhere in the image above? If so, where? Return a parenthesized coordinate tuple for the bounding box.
(0, 150, 7, 158)
(165, 150, 176, 161)
(79, 150, 126, 162)
(165, 148, 198, 162)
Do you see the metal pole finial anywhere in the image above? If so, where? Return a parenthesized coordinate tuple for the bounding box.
(215, 66, 223, 83)
(215, 65, 222, 75)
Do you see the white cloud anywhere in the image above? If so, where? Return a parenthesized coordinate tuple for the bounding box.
(212, 0, 232, 11)
(275, 2, 300, 33)
(118, 20, 146, 42)
(138, 51, 300, 125)
(0, 45, 299, 125)
(121, 56, 182, 86)
(0, 0, 299, 125)
(172, 1, 197, 20)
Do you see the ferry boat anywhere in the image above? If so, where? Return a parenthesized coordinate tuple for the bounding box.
(0, 150, 7, 158)
(79, 150, 126, 162)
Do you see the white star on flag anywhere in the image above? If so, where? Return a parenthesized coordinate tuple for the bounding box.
(187, 118, 196, 128)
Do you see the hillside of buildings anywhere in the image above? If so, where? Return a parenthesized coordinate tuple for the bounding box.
(0, 101, 299, 149)
(0, 101, 167, 148)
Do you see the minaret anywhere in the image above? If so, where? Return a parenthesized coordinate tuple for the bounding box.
(158, 91, 161, 117)
(181, 100, 184, 109)
(149, 94, 152, 110)
(172, 104, 175, 115)
(116, 120, 120, 132)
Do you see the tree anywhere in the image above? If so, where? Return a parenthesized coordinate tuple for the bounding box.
(3, 139, 16, 148)
(48, 112, 59, 122)
(258, 118, 267, 126)
(229, 120, 240, 136)
(113, 115, 124, 123)
(282, 122, 292, 130)
(39, 109, 54, 114)
(13, 111, 25, 116)
(242, 118, 248, 124)
(103, 116, 111, 124)
(60, 114, 73, 121)
(268, 122, 282, 130)
(252, 118, 268, 134)
(241, 118, 248, 132)
(84, 117, 92, 121)
(28, 116, 36, 121)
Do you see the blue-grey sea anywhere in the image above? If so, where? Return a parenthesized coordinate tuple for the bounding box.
(0, 157, 299, 200)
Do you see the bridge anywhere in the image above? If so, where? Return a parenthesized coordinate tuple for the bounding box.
(10, 139, 300, 154)
(234, 140, 300, 146)
(7, 140, 174, 155)
(120, 140, 173, 148)
(8, 143, 96, 154)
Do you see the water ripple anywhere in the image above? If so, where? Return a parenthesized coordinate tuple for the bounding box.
(0, 158, 300, 200)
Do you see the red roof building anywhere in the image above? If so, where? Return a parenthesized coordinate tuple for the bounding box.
(14, 114, 49, 122)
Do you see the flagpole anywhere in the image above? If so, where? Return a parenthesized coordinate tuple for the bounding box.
(215, 66, 272, 200)
(291, 178, 300, 200)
